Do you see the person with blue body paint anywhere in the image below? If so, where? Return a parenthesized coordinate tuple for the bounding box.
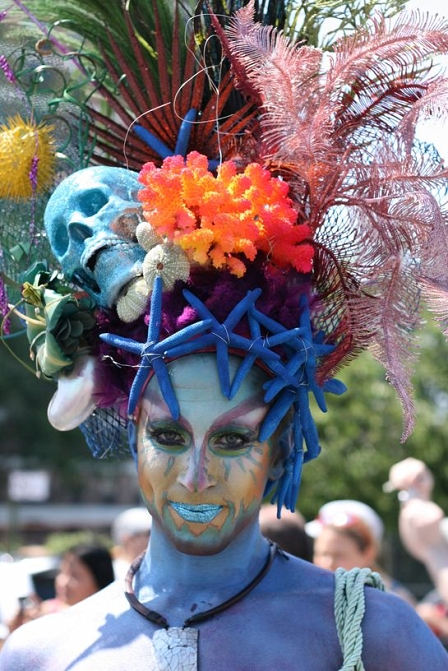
(2, 348, 447, 670)
(2, 2, 448, 669)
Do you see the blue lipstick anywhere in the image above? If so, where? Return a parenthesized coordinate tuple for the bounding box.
(170, 502, 223, 523)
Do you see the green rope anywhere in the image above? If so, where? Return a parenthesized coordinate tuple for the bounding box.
(334, 567, 385, 671)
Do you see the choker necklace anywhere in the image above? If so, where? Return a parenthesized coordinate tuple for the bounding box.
(125, 541, 279, 671)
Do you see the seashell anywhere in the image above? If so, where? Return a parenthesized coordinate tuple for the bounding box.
(136, 221, 162, 251)
(143, 243, 190, 291)
(47, 355, 97, 431)
(116, 276, 150, 323)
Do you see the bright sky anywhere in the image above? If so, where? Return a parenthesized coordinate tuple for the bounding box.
(406, 0, 446, 17)
(406, 0, 448, 161)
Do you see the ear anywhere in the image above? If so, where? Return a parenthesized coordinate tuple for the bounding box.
(364, 543, 378, 566)
(267, 420, 294, 481)
(268, 453, 285, 482)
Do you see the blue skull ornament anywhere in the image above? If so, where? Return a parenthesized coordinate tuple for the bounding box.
(44, 166, 147, 309)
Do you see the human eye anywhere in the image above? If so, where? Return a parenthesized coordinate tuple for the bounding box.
(145, 421, 188, 450)
(210, 429, 255, 455)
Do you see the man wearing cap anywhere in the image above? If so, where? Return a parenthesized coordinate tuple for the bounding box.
(111, 508, 152, 581)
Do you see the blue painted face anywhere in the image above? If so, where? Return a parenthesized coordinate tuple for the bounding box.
(137, 354, 282, 556)
(44, 166, 146, 308)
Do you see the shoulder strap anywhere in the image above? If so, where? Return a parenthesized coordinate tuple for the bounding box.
(334, 567, 385, 671)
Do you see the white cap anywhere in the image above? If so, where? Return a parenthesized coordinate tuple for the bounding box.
(111, 507, 152, 545)
(439, 517, 448, 544)
(305, 500, 384, 546)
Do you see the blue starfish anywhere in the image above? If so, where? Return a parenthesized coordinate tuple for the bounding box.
(101, 278, 346, 512)
(241, 293, 347, 510)
(100, 277, 212, 418)
(228, 301, 313, 399)
(228, 306, 263, 399)
(134, 108, 219, 170)
(166, 289, 280, 398)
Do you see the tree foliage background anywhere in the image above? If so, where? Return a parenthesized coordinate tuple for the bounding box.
(300, 320, 448, 527)
(0, 328, 96, 499)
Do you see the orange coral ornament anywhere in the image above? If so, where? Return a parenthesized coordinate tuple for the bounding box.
(138, 152, 313, 278)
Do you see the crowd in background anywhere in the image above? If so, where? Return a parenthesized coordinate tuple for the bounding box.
(1, 464, 448, 652)
(0, 507, 152, 648)
(260, 458, 448, 651)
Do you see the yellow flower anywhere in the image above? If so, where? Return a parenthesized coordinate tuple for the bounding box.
(0, 115, 56, 199)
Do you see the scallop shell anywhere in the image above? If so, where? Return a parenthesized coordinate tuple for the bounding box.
(142, 243, 190, 291)
(116, 276, 150, 323)
(136, 221, 162, 251)
(47, 355, 97, 431)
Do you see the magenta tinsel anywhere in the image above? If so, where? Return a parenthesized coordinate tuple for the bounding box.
(29, 155, 39, 191)
(0, 276, 10, 334)
(0, 55, 16, 83)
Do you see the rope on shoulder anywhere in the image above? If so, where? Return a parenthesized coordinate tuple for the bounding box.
(334, 567, 385, 671)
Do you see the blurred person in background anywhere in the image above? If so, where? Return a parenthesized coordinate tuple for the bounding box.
(7, 543, 115, 633)
(259, 504, 313, 562)
(386, 458, 448, 648)
(0, 624, 8, 652)
(306, 499, 416, 606)
(111, 508, 152, 580)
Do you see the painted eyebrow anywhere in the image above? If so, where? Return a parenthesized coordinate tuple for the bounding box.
(208, 396, 267, 433)
(141, 389, 193, 435)
(142, 390, 266, 435)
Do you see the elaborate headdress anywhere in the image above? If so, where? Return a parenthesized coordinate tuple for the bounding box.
(2, 1, 448, 512)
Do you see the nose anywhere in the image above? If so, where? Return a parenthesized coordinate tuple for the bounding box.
(68, 221, 94, 243)
(56, 572, 70, 590)
(177, 446, 217, 493)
